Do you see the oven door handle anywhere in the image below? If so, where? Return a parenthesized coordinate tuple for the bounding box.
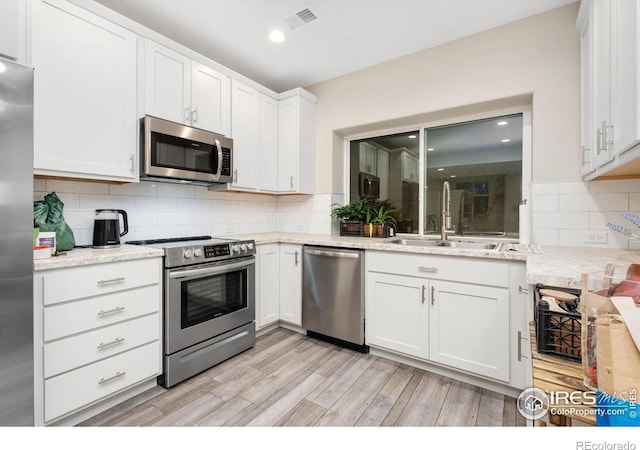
(169, 260, 253, 280)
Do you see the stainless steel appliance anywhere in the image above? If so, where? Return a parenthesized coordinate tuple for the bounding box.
(359, 172, 380, 199)
(127, 236, 255, 387)
(302, 246, 367, 352)
(0, 59, 34, 425)
(141, 115, 233, 185)
(92, 209, 128, 248)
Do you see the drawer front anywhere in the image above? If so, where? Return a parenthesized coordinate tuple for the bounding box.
(366, 250, 508, 287)
(42, 258, 161, 305)
(44, 313, 160, 378)
(44, 341, 161, 423)
(44, 284, 161, 341)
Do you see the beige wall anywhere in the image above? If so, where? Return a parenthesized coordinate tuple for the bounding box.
(305, 3, 581, 194)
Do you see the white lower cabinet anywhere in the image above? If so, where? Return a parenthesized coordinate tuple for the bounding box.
(366, 272, 428, 359)
(33, 257, 163, 425)
(365, 250, 527, 390)
(256, 243, 280, 329)
(279, 244, 302, 326)
(429, 280, 509, 382)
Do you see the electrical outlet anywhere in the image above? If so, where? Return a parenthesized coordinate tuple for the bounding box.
(585, 231, 608, 244)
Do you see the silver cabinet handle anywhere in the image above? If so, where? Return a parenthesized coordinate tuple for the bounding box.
(581, 146, 590, 166)
(97, 306, 125, 317)
(290, 175, 294, 188)
(192, 106, 198, 125)
(518, 286, 529, 295)
(98, 371, 126, 385)
(97, 277, 125, 286)
(130, 154, 134, 173)
(422, 285, 426, 304)
(294, 251, 299, 266)
(185, 107, 191, 123)
(418, 266, 438, 273)
(517, 331, 522, 362)
(233, 169, 238, 183)
(97, 337, 125, 350)
(431, 286, 435, 305)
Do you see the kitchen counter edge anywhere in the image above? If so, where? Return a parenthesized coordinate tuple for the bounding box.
(33, 245, 165, 271)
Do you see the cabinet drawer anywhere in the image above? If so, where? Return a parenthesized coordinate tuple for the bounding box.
(42, 258, 161, 306)
(44, 341, 160, 422)
(44, 284, 160, 341)
(366, 251, 508, 287)
(44, 313, 160, 378)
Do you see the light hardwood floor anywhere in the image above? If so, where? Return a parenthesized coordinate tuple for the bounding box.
(79, 327, 526, 427)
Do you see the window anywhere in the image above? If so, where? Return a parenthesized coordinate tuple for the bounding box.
(348, 113, 523, 237)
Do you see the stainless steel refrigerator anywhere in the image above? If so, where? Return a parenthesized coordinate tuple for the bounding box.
(0, 58, 34, 425)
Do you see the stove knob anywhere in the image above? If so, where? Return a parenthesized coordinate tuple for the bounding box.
(240, 244, 247, 252)
(232, 244, 240, 253)
(183, 249, 194, 258)
(194, 248, 203, 257)
(247, 243, 254, 250)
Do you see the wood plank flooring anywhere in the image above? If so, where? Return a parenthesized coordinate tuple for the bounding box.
(79, 328, 526, 427)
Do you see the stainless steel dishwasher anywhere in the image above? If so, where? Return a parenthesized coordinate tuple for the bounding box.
(302, 246, 368, 352)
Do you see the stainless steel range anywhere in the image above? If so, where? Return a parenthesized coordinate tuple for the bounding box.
(127, 236, 256, 388)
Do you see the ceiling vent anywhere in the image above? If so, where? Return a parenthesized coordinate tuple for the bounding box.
(283, 6, 319, 30)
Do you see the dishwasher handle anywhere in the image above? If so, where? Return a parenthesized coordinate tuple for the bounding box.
(305, 248, 360, 259)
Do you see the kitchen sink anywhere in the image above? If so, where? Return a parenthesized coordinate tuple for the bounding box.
(388, 237, 500, 250)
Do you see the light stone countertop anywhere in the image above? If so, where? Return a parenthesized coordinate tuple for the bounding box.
(33, 244, 164, 271)
(234, 232, 640, 288)
(33, 232, 640, 288)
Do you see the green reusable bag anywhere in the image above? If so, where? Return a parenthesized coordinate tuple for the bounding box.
(33, 192, 76, 251)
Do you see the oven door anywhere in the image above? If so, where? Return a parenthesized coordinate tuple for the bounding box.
(164, 256, 255, 355)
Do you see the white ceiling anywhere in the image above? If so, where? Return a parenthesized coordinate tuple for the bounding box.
(94, 0, 577, 93)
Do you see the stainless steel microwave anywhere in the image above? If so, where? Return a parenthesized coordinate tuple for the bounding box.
(141, 115, 233, 185)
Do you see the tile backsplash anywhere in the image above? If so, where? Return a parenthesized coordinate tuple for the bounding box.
(34, 179, 335, 246)
(531, 179, 640, 248)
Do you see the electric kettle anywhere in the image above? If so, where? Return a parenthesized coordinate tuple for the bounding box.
(92, 209, 128, 248)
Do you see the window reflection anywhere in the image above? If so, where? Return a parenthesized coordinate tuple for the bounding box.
(348, 113, 522, 237)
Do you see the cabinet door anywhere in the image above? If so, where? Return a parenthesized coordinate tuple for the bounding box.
(612, 0, 640, 155)
(278, 96, 299, 192)
(0, 0, 26, 62)
(579, 7, 596, 176)
(366, 272, 428, 359)
(191, 62, 230, 136)
(144, 39, 191, 125)
(402, 152, 418, 183)
(259, 94, 279, 192)
(230, 80, 259, 190)
(429, 280, 510, 382)
(33, 0, 138, 182)
(359, 142, 377, 175)
(256, 244, 280, 329)
(279, 244, 302, 326)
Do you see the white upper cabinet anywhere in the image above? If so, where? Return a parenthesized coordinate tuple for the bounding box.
(144, 39, 231, 136)
(259, 94, 279, 192)
(0, 0, 28, 63)
(359, 142, 378, 175)
(230, 79, 260, 190)
(32, 0, 138, 182)
(579, 0, 640, 179)
(278, 90, 316, 194)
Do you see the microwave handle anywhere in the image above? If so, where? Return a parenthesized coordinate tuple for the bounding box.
(215, 139, 223, 177)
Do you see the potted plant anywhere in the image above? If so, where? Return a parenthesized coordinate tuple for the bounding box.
(331, 198, 375, 235)
(365, 206, 398, 237)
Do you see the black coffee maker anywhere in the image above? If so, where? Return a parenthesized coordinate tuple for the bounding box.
(92, 209, 128, 248)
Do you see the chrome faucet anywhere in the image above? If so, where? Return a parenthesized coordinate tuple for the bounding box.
(441, 181, 455, 240)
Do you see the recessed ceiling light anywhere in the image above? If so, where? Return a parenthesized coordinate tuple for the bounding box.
(437, 168, 444, 172)
(427, 147, 434, 152)
(450, 175, 456, 178)
(269, 29, 286, 43)
(501, 139, 511, 143)
(497, 121, 508, 126)
(408, 135, 417, 139)
(0, 62, 6, 73)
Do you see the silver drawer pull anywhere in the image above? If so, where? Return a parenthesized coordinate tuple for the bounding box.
(518, 286, 529, 295)
(97, 337, 125, 350)
(97, 277, 125, 286)
(98, 371, 126, 385)
(97, 306, 125, 317)
(418, 266, 438, 273)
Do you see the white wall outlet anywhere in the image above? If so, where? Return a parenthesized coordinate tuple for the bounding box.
(585, 231, 608, 244)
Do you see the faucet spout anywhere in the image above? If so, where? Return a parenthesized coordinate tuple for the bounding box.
(441, 181, 455, 240)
